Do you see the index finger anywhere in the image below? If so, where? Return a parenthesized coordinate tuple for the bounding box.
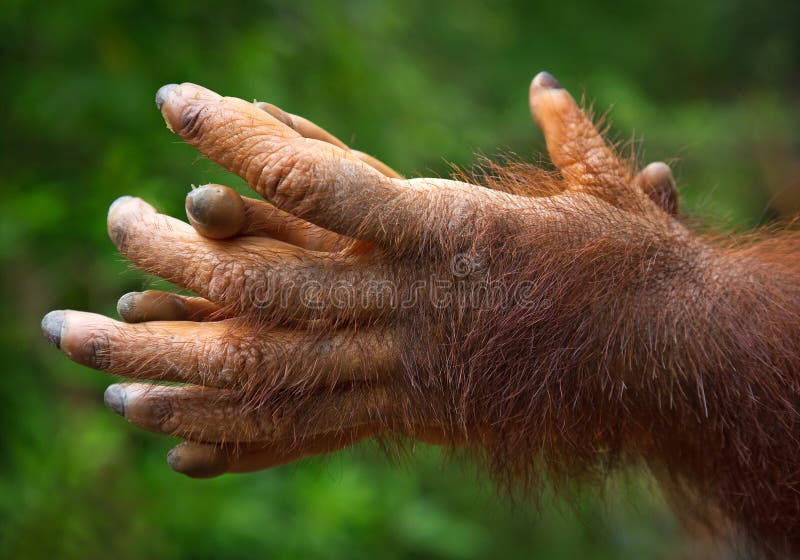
(156, 83, 506, 254)
(528, 72, 634, 205)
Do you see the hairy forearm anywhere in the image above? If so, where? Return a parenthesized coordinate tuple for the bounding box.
(43, 76, 799, 556)
(532, 224, 800, 549)
(419, 206, 800, 550)
(644, 235, 800, 550)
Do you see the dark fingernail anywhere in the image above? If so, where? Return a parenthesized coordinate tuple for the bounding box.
(155, 84, 178, 110)
(104, 384, 126, 417)
(41, 310, 65, 349)
(532, 71, 562, 90)
(186, 184, 246, 239)
(166, 447, 180, 470)
(185, 187, 211, 224)
(116, 292, 138, 319)
(108, 195, 132, 217)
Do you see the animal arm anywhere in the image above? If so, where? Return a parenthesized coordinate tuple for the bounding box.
(42, 72, 800, 557)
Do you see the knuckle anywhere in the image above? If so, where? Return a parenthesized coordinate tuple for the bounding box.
(217, 337, 266, 386)
(143, 397, 177, 433)
(176, 335, 239, 387)
(178, 103, 208, 138)
(443, 192, 500, 253)
(250, 141, 312, 204)
(77, 328, 113, 370)
(195, 255, 247, 305)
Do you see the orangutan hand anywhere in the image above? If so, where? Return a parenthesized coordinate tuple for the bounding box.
(41, 73, 685, 477)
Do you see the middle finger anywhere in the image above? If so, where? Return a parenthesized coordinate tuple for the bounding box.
(107, 196, 393, 323)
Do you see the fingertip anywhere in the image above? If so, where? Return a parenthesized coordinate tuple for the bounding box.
(155, 84, 178, 111)
(531, 71, 562, 91)
(640, 161, 675, 184)
(108, 196, 133, 217)
(185, 184, 246, 239)
(106, 196, 155, 251)
(157, 83, 185, 132)
(528, 72, 576, 129)
(104, 384, 126, 417)
(157, 83, 222, 136)
(167, 442, 230, 478)
(53, 310, 114, 370)
(636, 161, 678, 215)
(107, 195, 154, 218)
(117, 291, 188, 323)
(41, 310, 65, 349)
(116, 292, 138, 321)
(166, 446, 180, 470)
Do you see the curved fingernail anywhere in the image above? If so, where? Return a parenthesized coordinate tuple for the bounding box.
(108, 195, 132, 217)
(531, 71, 562, 90)
(638, 162, 678, 215)
(41, 310, 65, 349)
(107, 196, 135, 250)
(185, 186, 212, 224)
(642, 161, 675, 183)
(186, 184, 246, 239)
(157, 83, 222, 137)
(104, 384, 126, 417)
(118, 291, 188, 323)
(155, 84, 178, 111)
(166, 447, 180, 470)
(54, 311, 111, 369)
(116, 292, 138, 320)
(106, 197, 158, 252)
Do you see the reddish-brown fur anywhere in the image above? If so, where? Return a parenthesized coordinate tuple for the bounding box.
(179, 160, 798, 558)
(127, 89, 800, 557)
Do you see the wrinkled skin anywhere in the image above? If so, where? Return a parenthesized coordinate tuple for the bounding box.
(44, 71, 685, 471)
(41, 72, 800, 554)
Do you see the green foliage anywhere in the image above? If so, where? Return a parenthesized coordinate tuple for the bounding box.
(1, 0, 798, 557)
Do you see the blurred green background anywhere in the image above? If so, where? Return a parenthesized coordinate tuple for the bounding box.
(1, 0, 798, 558)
